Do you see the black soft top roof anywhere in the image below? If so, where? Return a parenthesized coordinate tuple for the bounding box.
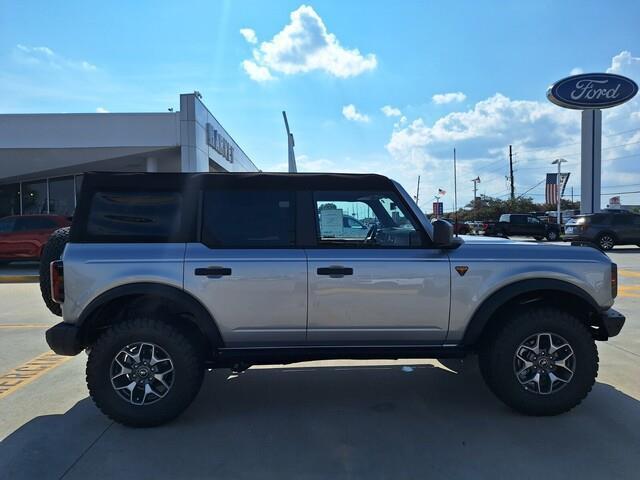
(81, 171, 396, 191)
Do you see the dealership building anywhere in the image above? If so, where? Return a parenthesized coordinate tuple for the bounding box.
(0, 93, 258, 218)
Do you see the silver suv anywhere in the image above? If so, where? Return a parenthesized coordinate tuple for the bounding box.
(44, 172, 625, 427)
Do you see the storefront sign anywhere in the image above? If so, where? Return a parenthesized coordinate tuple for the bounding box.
(547, 73, 638, 109)
(206, 123, 234, 163)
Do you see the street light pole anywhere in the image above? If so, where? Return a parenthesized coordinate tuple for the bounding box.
(552, 158, 567, 226)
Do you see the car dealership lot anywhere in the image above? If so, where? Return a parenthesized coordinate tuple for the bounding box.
(1, 244, 639, 480)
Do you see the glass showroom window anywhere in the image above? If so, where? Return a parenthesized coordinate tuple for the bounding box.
(22, 180, 48, 214)
(49, 176, 76, 216)
(0, 183, 20, 218)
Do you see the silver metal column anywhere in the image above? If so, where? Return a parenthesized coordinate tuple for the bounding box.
(580, 109, 602, 213)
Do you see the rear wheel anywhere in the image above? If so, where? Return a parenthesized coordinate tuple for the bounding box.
(596, 233, 615, 251)
(479, 307, 598, 416)
(86, 317, 205, 427)
(39, 227, 70, 316)
(533, 236, 544, 241)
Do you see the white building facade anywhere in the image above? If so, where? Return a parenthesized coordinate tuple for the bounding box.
(0, 93, 258, 217)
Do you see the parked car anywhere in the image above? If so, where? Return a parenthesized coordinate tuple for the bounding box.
(564, 210, 640, 250)
(440, 218, 470, 235)
(44, 172, 623, 427)
(484, 213, 561, 241)
(0, 214, 71, 263)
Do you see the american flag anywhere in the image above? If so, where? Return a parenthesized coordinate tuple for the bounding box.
(545, 173, 570, 205)
(438, 188, 446, 195)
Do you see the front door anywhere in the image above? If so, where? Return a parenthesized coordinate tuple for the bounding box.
(306, 190, 451, 345)
(184, 188, 307, 347)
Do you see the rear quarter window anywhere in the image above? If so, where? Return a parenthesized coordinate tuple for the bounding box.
(84, 191, 182, 242)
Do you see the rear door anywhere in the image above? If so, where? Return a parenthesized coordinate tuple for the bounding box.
(11, 216, 58, 258)
(305, 190, 450, 345)
(611, 214, 636, 244)
(184, 187, 307, 347)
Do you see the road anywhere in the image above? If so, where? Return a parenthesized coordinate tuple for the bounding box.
(0, 245, 639, 479)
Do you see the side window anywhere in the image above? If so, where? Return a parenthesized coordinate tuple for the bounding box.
(511, 215, 526, 225)
(202, 189, 295, 248)
(314, 191, 423, 247)
(499, 214, 509, 222)
(0, 217, 16, 233)
(86, 191, 182, 241)
(527, 217, 541, 224)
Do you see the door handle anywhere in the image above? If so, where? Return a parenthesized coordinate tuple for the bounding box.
(195, 266, 232, 277)
(317, 266, 353, 277)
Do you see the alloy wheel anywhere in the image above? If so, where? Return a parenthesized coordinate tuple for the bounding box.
(513, 332, 575, 395)
(110, 342, 175, 405)
(599, 235, 614, 250)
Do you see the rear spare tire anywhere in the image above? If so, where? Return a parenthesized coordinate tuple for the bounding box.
(39, 227, 70, 316)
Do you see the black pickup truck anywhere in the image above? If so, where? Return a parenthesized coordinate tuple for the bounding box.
(484, 214, 561, 241)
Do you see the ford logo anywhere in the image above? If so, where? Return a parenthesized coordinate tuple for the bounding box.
(547, 73, 638, 109)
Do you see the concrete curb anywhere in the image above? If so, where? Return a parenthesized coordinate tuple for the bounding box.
(0, 275, 39, 284)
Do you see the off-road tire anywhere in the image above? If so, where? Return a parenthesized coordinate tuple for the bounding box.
(533, 236, 544, 241)
(86, 317, 205, 427)
(596, 233, 616, 251)
(546, 230, 559, 242)
(39, 227, 70, 316)
(479, 307, 598, 416)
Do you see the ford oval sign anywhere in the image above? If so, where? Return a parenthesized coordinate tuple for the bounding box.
(547, 73, 638, 109)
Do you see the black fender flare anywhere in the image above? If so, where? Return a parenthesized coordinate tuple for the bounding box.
(77, 282, 223, 348)
(462, 278, 600, 346)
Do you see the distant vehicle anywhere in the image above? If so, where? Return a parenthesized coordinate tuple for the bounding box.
(438, 218, 470, 235)
(484, 213, 561, 241)
(0, 215, 71, 263)
(342, 215, 369, 238)
(564, 211, 640, 251)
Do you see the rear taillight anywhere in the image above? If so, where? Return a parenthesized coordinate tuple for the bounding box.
(611, 263, 618, 299)
(50, 260, 64, 304)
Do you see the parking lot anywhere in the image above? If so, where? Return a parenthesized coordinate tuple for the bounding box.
(0, 244, 639, 480)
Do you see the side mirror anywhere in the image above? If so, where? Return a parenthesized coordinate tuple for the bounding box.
(432, 219, 454, 246)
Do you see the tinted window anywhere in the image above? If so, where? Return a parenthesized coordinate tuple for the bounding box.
(527, 217, 541, 224)
(15, 217, 57, 231)
(202, 190, 295, 248)
(499, 214, 509, 222)
(49, 176, 76, 216)
(511, 215, 526, 224)
(86, 191, 182, 241)
(0, 184, 20, 217)
(22, 181, 47, 214)
(590, 214, 610, 224)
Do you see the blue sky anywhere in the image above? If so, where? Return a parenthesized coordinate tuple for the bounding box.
(1, 0, 640, 209)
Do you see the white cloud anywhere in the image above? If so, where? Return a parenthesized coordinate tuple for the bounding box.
(381, 105, 402, 117)
(241, 5, 377, 81)
(342, 104, 370, 123)
(570, 67, 584, 75)
(242, 60, 274, 82)
(95, 107, 109, 113)
(14, 44, 97, 71)
(239, 28, 258, 44)
(607, 50, 639, 74)
(432, 92, 467, 105)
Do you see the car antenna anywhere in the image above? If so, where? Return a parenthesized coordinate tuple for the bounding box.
(453, 147, 459, 237)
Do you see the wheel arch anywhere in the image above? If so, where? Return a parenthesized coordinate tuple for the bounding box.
(77, 282, 224, 358)
(462, 279, 601, 348)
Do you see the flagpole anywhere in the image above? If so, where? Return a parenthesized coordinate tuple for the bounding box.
(453, 148, 458, 236)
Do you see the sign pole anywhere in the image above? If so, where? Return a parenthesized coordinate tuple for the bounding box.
(580, 109, 602, 213)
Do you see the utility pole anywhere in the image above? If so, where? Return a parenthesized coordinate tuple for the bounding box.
(509, 144, 515, 200)
(415, 175, 421, 204)
(282, 111, 297, 173)
(571, 186, 574, 203)
(552, 158, 567, 226)
(471, 176, 481, 210)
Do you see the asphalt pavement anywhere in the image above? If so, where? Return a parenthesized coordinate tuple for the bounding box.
(0, 243, 639, 480)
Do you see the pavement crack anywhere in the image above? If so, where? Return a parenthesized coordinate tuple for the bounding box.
(58, 421, 114, 480)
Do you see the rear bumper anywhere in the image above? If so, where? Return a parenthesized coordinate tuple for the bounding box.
(46, 322, 83, 356)
(598, 308, 626, 338)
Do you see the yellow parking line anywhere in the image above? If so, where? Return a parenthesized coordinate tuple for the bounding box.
(618, 292, 640, 299)
(618, 270, 640, 279)
(0, 351, 72, 400)
(0, 324, 53, 329)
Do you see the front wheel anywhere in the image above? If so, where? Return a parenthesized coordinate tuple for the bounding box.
(546, 230, 559, 241)
(86, 317, 205, 427)
(597, 233, 615, 251)
(479, 307, 598, 416)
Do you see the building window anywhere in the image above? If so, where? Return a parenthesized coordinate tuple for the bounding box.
(49, 176, 76, 216)
(22, 180, 48, 214)
(0, 183, 20, 218)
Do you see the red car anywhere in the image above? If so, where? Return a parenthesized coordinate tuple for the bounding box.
(0, 215, 71, 263)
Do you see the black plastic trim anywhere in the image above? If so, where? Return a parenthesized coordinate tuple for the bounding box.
(462, 279, 601, 346)
(599, 308, 625, 338)
(46, 322, 83, 356)
(76, 282, 223, 349)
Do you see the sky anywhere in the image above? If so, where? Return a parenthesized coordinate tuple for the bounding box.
(1, 0, 640, 211)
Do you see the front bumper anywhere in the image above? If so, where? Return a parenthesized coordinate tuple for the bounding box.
(46, 322, 83, 356)
(598, 308, 626, 338)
